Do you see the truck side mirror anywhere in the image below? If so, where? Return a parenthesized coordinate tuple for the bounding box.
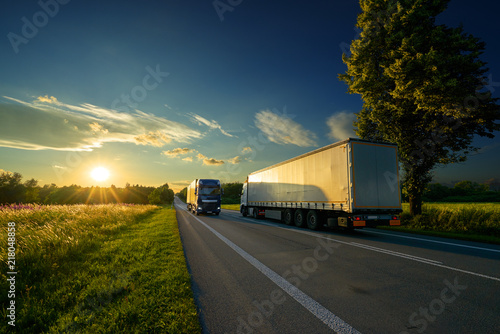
(221, 188, 224, 195)
(194, 189, 197, 195)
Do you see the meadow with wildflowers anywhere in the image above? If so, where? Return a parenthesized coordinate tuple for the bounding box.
(0, 204, 200, 333)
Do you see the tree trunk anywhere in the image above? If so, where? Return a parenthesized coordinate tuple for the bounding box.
(408, 193, 422, 216)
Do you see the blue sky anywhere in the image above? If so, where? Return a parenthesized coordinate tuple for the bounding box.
(1, 0, 499, 192)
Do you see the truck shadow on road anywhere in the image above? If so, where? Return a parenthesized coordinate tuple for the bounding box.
(225, 212, 500, 261)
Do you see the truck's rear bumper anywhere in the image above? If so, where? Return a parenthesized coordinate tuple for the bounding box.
(329, 215, 401, 228)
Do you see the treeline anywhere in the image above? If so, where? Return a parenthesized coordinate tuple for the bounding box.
(177, 182, 243, 204)
(422, 180, 500, 202)
(0, 171, 174, 205)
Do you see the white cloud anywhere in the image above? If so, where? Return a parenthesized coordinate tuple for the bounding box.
(89, 122, 109, 135)
(188, 113, 235, 138)
(228, 156, 241, 164)
(0, 96, 203, 151)
(241, 146, 252, 154)
(37, 95, 59, 104)
(134, 131, 171, 147)
(196, 153, 225, 166)
(254, 110, 317, 147)
(162, 147, 196, 157)
(326, 111, 357, 141)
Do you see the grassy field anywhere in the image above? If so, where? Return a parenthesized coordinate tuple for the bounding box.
(221, 204, 240, 211)
(0, 204, 200, 333)
(388, 202, 500, 243)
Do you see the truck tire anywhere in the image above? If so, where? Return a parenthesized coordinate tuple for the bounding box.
(306, 210, 320, 230)
(241, 206, 248, 217)
(252, 207, 259, 219)
(283, 209, 293, 225)
(294, 209, 305, 228)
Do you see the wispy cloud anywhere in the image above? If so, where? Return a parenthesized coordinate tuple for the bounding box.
(326, 111, 356, 141)
(162, 147, 196, 157)
(227, 156, 241, 164)
(0, 96, 203, 151)
(241, 146, 252, 154)
(196, 153, 225, 166)
(188, 113, 235, 138)
(163, 147, 240, 166)
(134, 131, 171, 147)
(37, 95, 59, 104)
(254, 109, 317, 147)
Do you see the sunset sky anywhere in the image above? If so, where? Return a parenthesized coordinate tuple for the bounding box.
(1, 0, 499, 192)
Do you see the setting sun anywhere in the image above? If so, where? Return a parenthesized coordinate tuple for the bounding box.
(90, 167, 110, 182)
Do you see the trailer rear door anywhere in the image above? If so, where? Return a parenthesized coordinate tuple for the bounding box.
(350, 142, 401, 210)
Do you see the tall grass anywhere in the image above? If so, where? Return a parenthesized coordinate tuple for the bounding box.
(0, 204, 200, 333)
(0, 204, 157, 267)
(400, 203, 500, 238)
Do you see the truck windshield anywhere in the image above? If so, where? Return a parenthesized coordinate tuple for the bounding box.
(198, 187, 220, 195)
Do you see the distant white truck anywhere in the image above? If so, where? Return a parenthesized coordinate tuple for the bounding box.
(240, 138, 402, 229)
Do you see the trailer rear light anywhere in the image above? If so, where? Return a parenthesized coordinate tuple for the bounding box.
(352, 216, 366, 227)
(390, 216, 400, 226)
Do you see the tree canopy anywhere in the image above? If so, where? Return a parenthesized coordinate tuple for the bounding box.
(339, 0, 500, 214)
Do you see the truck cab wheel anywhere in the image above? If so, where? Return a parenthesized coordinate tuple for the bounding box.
(307, 210, 320, 230)
(241, 206, 248, 217)
(294, 209, 305, 227)
(252, 208, 259, 219)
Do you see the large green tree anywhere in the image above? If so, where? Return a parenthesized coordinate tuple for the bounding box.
(339, 0, 500, 215)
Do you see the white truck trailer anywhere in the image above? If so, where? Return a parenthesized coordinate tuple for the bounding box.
(240, 138, 402, 229)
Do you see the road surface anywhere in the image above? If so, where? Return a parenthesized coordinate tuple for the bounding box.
(175, 198, 500, 333)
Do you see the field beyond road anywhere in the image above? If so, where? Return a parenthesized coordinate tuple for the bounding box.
(0, 204, 200, 333)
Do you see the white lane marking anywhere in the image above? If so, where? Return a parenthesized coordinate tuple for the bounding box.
(348, 242, 442, 264)
(277, 228, 500, 282)
(220, 210, 500, 282)
(362, 229, 500, 253)
(179, 206, 362, 334)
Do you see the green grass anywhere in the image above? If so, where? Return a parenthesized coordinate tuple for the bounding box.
(0, 204, 200, 333)
(221, 204, 240, 211)
(379, 202, 500, 244)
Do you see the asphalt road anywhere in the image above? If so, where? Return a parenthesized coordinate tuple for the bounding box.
(175, 198, 500, 334)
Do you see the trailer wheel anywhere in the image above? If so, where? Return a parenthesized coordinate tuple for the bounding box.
(283, 209, 293, 225)
(306, 210, 320, 230)
(252, 208, 259, 219)
(241, 206, 248, 217)
(294, 209, 305, 228)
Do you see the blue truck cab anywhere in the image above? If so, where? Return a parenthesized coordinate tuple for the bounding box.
(187, 179, 223, 215)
